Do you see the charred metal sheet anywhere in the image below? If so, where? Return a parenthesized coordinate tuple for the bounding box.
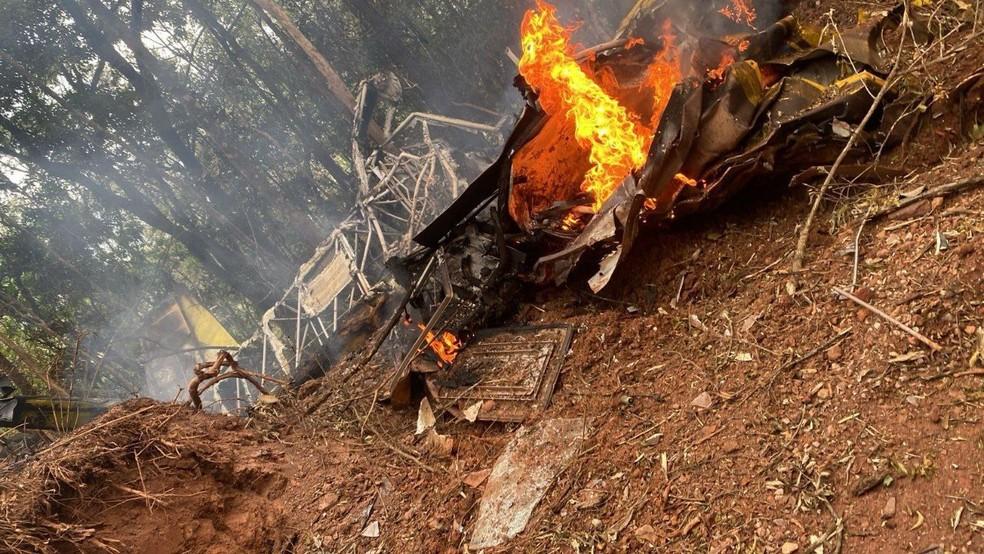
(425, 324, 574, 422)
(300, 251, 354, 314)
(681, 61, 765, 176)
(412, 157, 502, 248)
(533, 175, 637, 286)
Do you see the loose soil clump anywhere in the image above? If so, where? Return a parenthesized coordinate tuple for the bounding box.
(1, 400, 294, 553)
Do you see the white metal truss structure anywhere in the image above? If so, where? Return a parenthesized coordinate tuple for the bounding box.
(243, 84, 504, 380)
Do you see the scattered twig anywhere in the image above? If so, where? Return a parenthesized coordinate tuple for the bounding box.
(805, 519, 845, 554)
(832, 287, 942, 351)
(111, 483, 169, 510)
(616, 413, 674, 446)
(952, 369, 984, 378)
(37, 404, 160, 455)
(691, 424, 728, 447)
(741, 252, 788, 281)
(673, 271, 686, 306)
(747, 328, 853, 401)
(869, 176, 984, 221)
(363, 422, 443, 475)
(303, 390, 374, 417)
(850, 210, 870, 290)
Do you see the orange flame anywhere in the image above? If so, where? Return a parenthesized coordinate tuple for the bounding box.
(719, 0, 757, 27)
(560, 212, 581, 231)
(519, 1, 658, 212)
(707, 49, 737, 82)
(643, 20, 682, 131)
(418, 324, 461, 365)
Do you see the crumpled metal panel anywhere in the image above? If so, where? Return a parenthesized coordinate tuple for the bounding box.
(528, 9, 926, 291)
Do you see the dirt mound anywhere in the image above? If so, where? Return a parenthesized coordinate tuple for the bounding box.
(0, 399, 294, 553)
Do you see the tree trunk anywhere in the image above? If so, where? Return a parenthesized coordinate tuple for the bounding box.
(61, 0, 203, 178)
(0, 48, 265, 248)
(182, 0, 356, 197)
(61, 0, 307, 278)
(337, 0, 474, 108)
(65, 1, 255, 216)
(199, 122, 325, 253)
(0, 333, 70, 397)
(249, 0, 387, 145)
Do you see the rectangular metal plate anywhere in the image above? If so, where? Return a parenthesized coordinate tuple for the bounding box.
(426, 324, 574, 422)
(302, 252, 353, 315)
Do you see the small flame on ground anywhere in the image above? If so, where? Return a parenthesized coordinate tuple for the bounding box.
(719, 0, 757, 28)
(417, 323, 462, 365)
(707, 49, 737, 82)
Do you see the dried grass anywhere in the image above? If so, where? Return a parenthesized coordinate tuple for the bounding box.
(0, 399, 231, 553)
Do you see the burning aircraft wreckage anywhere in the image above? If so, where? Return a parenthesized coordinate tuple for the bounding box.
(220, 0, 972, 423)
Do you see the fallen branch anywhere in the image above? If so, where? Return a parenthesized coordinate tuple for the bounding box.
(869, 176, 984, 221)
(951, 368, 983, 379)
(832, 287, 942, 351)
(187, 351, 272, 409)
(922, 369, 984, 381)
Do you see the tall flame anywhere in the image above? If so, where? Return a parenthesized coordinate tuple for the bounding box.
(643, 20, 682, 131)
(519, 2, 651, 212)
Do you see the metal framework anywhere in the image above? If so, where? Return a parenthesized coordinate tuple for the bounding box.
(242, 82, 504, 380)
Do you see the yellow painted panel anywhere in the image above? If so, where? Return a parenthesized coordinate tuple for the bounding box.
(175, 293, 238, 348)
